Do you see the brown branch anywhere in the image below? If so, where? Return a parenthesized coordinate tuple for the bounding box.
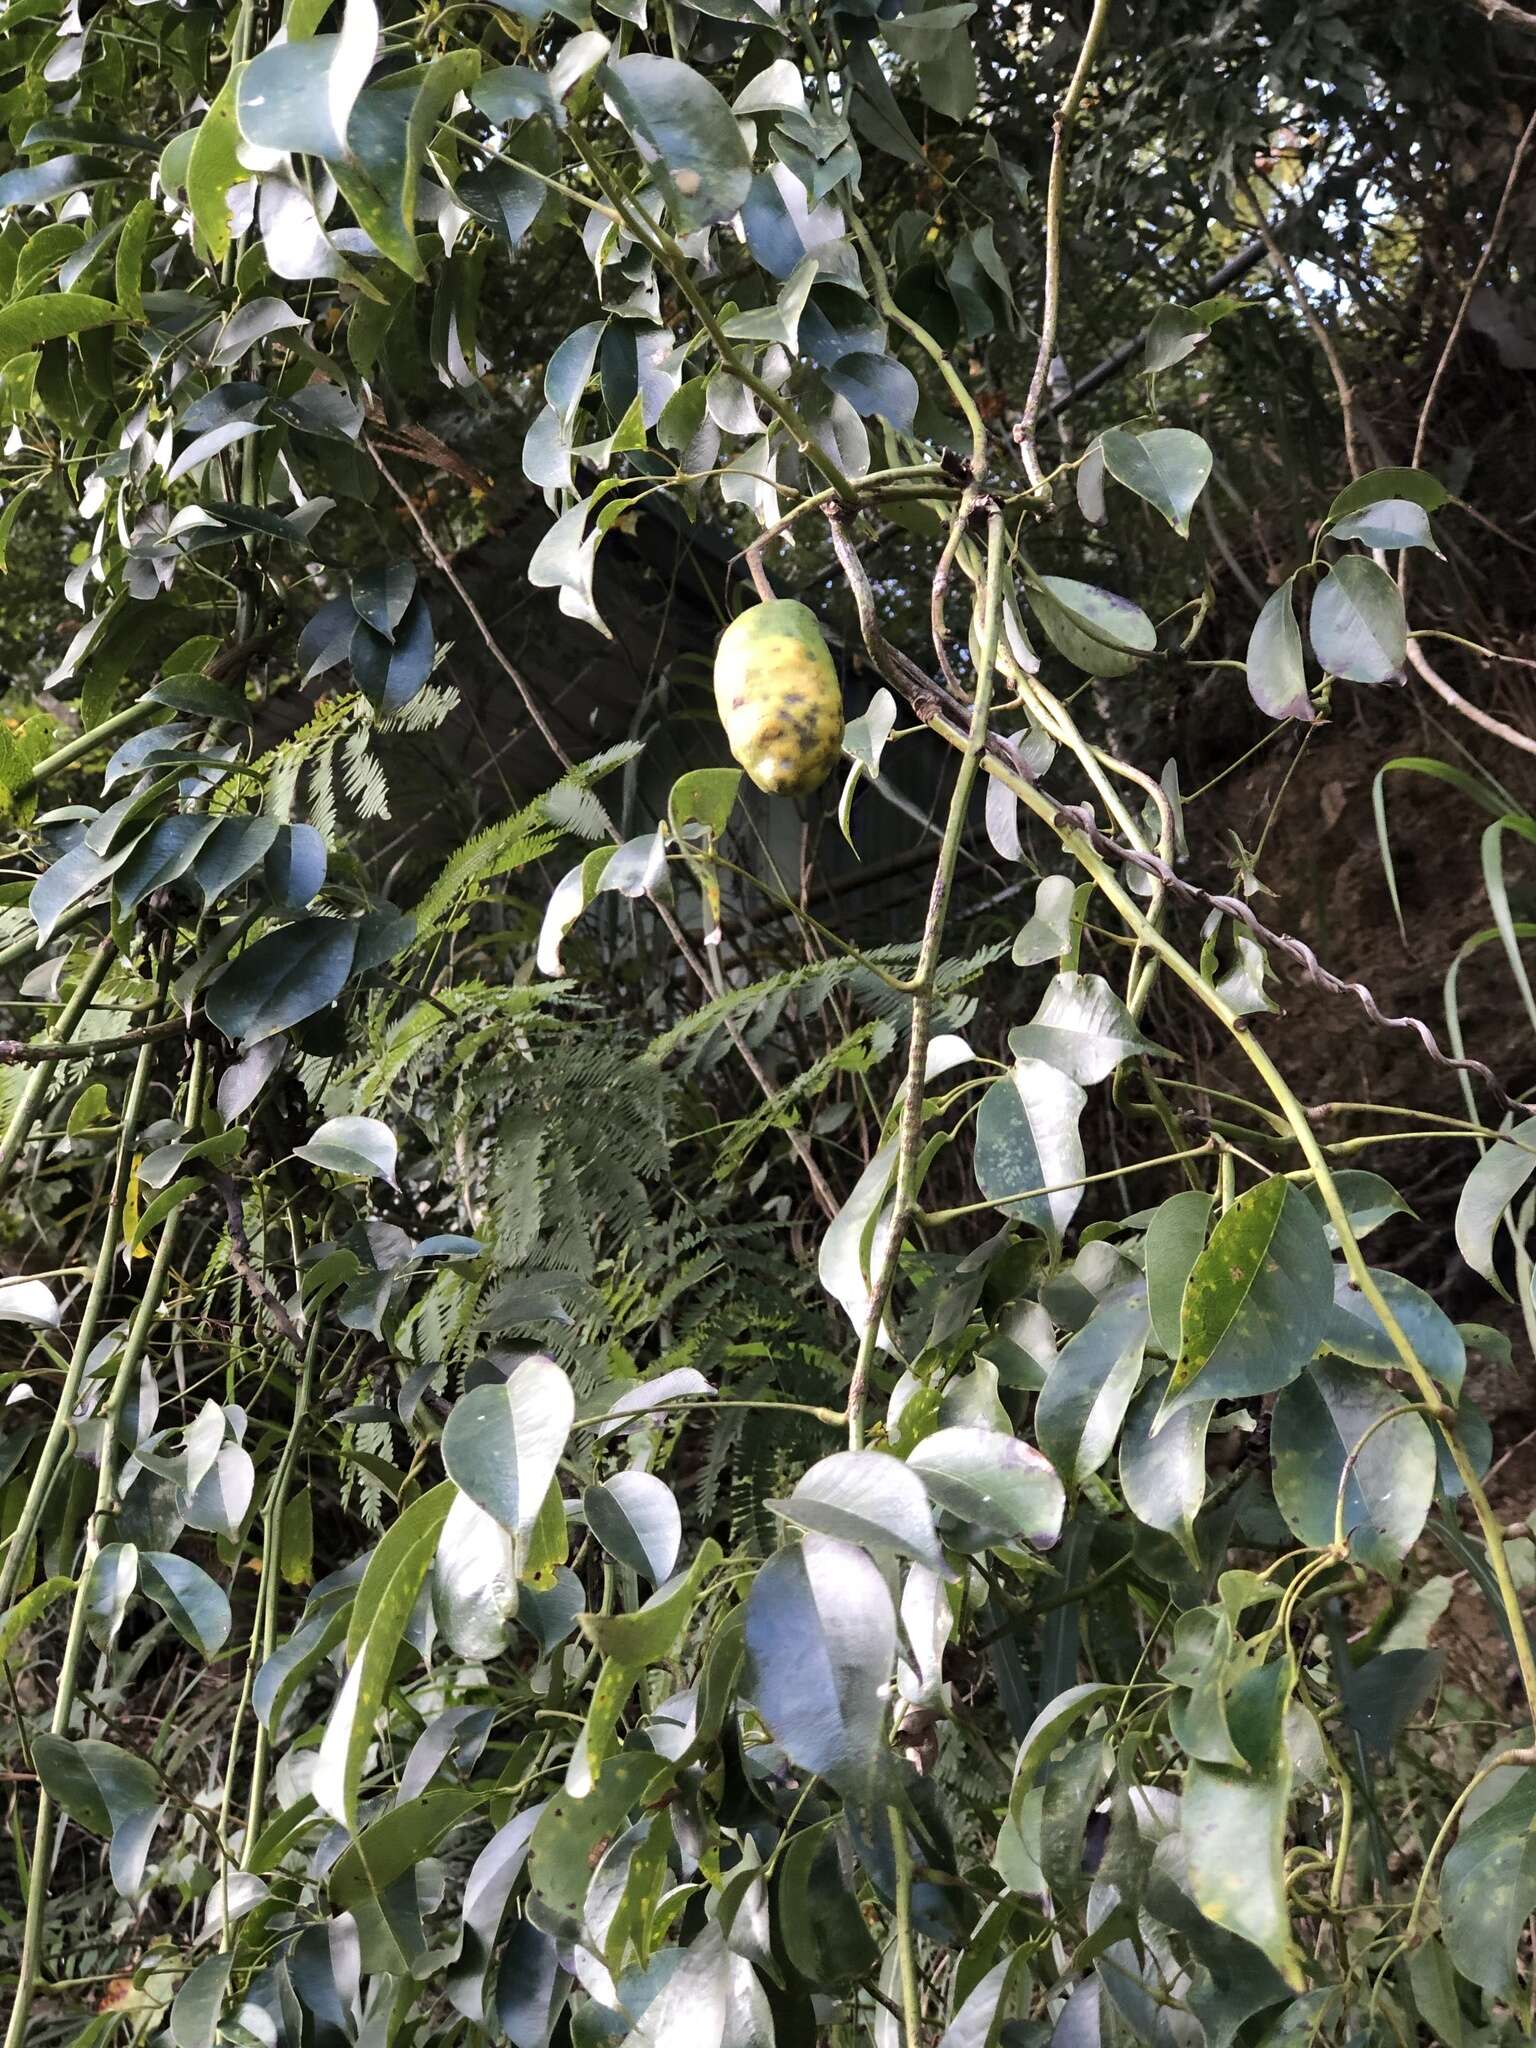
(743, 542, 775, 603)
(831, 540, 1527, 1113)
(1013, 0, 1113, 487)
(206, 1168, 305, 1351)
(1239, 173, 1383, 480)
(929, 516, 968, 698)
(366, 436, 577, 771)
(1402, 639, 1536, 761)
(364, 415, 491, 493)
(0, 1019, 184, 1065)
(204, 624, 284, 684)
(1464, 0, 1536, 30)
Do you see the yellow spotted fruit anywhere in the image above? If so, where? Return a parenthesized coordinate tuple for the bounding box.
(713, 599, 843, 797)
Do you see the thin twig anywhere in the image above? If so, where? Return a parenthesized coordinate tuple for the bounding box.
(367, 437, 577, 770)
(1043, 148, 1377, 421)
(207, 1169, 305, 1350)
(845, 596, 1526, 1113)
(1413, 103, 1536, 466)
(1397, 103, 1536, 762)
(1014, 0, 1114, 488)
(1239, 173, 1381, 480)
(744, 543, 775, 603)
(929, 516, 968, 697)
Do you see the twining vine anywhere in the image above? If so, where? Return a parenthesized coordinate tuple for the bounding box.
(0, 1, 1533, 2046)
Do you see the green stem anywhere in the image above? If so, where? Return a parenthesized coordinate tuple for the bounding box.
(1333, 1404, 1433, 1549)
(12, 704, 159, 804)
(0, 1004, 156, 1624)
(0, 938, 118, 1191)
(238, 1314, 322, 1870)
(748, 465, 955, 552)
(1, 1010, 167, 2048)
(1015, 0, 1114, 488)
(889, 1805, 924, 2048)
(965, 734, 1536, 1726)
(847, 210, 986, 478)
(919, 1142, 1213, 1225)
(840, 506, 1005, 1448)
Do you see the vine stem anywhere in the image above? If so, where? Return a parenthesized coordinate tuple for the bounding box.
(1404, 1742, 1536, 1949)
(1, 1004, 169, 2048)
(568, 125, 856, 501)
(237, 1314, 322, 1873)
(10, 701, 156, 802)
(889, 1805, 924, 2048)
(846, 208, 986, 478)
(956, 730, 1536, 1726)
(0, 937, 117, 1191)
(1332, 1403, 1433, 1550)
(919, 1141, 1213, 1225)
(837, 504, 1005, 1449)
(1014, 0, 1114, 488)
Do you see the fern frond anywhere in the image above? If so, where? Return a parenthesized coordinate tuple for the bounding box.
(410, 743, 645, 943)
(713, 1020, 894, 1181)
(342, 726, 391, 820)
(543, 780, 611, 841)
(410, 806, 560, 939)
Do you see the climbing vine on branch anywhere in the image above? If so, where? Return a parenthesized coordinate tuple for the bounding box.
(0, 0, 1534, 2045)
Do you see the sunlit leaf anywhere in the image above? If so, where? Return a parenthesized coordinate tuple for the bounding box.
(1006, 971, 1160, 1085)
(1245, 578, 1311, 721)
(139, 1551, 232, 1657)
(296, 1113, 397, 1182)
(315, 1481, 455, 1829)
(1455, 1116, 1536, 1293)
(1035, 1295, 1148, 1486)
(1025, 574, 1156, 678)
(441, 1356, 574, 1574)
(1158, 1177, 1332, 1426)
(1100, 426, 1212, 535)
(1442, 1771, 1536, 1998)
(742, 1533, 896, 1797)
(1308, 556, 1406, 684)
(770, 1449, 948, 1573)
(1330, 498, 1441, 553)
(602, 55, 752, 231)
(973, 1059, 1087, 1251)
(583, 1471, 682, 1584)
(1272, 1359, 1436, 1571)
(908, 1427, 1065, 1551)
(1325, 466, 1448, 526)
